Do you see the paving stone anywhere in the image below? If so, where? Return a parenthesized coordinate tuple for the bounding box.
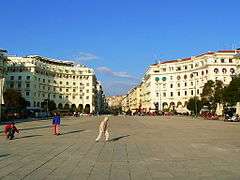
(1, 116, 240, 179)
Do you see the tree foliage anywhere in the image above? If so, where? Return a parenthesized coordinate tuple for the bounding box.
(201, 80, 224, 111)
(223, 75, 240, 106)
(3, 89, 27, 109)
(187, 96, 203, 115)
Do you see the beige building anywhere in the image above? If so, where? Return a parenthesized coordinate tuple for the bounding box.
(5, 55, 102, 113)
(123, 50, 240, 112)
(106, 95, 125, 108)
(0, 49, 8, 119)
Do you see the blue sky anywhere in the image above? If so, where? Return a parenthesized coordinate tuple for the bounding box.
(1, 0, 240, 95)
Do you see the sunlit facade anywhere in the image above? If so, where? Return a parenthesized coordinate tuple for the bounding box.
(123, 50, 240, 112)
(5, 55, 101, 113)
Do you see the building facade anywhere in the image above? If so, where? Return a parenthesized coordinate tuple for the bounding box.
(5, 55, 101, 113)
(123, 50, 240, 112)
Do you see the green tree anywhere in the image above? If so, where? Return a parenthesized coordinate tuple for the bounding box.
(3, 89, 27, 110)
(223, 75, 240, 106)
(201, 80, 224, 111)
(187, 97, 203, 115)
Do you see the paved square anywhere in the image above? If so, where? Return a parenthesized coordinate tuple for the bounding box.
(1, 116, 240, 179)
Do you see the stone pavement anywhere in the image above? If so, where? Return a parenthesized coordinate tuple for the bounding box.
(1, 115, 240, 180)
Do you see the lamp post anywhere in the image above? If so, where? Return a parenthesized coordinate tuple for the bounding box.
(193, 72, 198, 117)
(155, 77, 162, 112)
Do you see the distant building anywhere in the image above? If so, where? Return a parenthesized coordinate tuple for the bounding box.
(5, 55, 103, 113)
(106, 95, 125, 108)
(124, 50, 240, 112)
(0, 49, 7, 119)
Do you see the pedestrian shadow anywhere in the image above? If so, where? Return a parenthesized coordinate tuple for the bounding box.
(15, 135, 43, 139)
(18, 124, 69, 131)
(61, 129, 85, 135)
(109, 135, 130, 142)
(0, 154, 10, 158)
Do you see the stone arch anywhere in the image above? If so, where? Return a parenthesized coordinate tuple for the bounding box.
(64, 103, 70, 109)
(84, 104, 91, 114)
(58, 103, 63, 109)
(177, 102, 182, 107)
(162, 102, 168, 110)
(71, 104, 77, 111)
(77, 104, 83, 113)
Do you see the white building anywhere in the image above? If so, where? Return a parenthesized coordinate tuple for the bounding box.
(0, 49, 7, 119)
(125, 50, 240, 112)
(5, 55, 101, 113)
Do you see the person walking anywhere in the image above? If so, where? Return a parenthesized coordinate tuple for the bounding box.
(52, 112, 61, 135)
(4, 122, 20, 140)
(96, 117, 110, 142)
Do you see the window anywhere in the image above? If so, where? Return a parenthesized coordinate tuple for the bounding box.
(230, 68, 235, 74)
(26, 76, 30, 80)
(10, 83, 14, 88)
(80, 96, 82, 99)
(26, 92, 30, 96)
(86, 89, 89, 93)
(163, 92, 166, 97)
(10, 76, 14, 80)
(221, 58, 225, 63)
(86, 83, 89, 86)
(201, 71, 204, 76)
(73, 89, 76, 92)
(197, 89, 199, 94)
(190, 74, 193, 78)
(206, 70, 208, 74)
(177, 75, 181, 80)
(59, 95, 62, 99)
(184, 66, 187, 70)
(60, 81, 62, 84)
(191, 90, 194, 95)
(66, 82, 69, 85)
(53, 94, 56, 98)
(18, 83, 21, 88)
(73, 82, 76, 86)
(178, 92, 180, 96)
(185, 82, 187, 87)
(214, 68, 219, 74)
(185, 91, 187, 96)
(191, 64, 193, 68)
(18, 76, 22, 80)
(229, 59, 233, 63)
(48, 80, 51, 83)
(178, 83, 180, 87)
(170, 92, 173, 97)
(26, 83, 30, 88)
(60, 88, 62, 92)
(72, 96, 75, 99)
(222, 68, 227, 74)
(66, 89, 69, 92)
(43, 79, 45, 83)
(170, 84, 173, 88)
(86, 96, 89, 99)
(184, 75, 187, 79)
(191, 82, 193, 86)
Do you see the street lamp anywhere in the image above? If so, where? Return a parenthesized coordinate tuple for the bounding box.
(155, 77, 161, 112)
(193, 72, 198, 117)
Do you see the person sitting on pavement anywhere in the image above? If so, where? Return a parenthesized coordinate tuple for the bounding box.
(4, 122, 20, 140)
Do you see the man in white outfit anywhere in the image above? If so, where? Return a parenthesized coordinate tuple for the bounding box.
(96, 117, 110, 142)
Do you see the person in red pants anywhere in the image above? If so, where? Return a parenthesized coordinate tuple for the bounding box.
(52, 112, 61, 135)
